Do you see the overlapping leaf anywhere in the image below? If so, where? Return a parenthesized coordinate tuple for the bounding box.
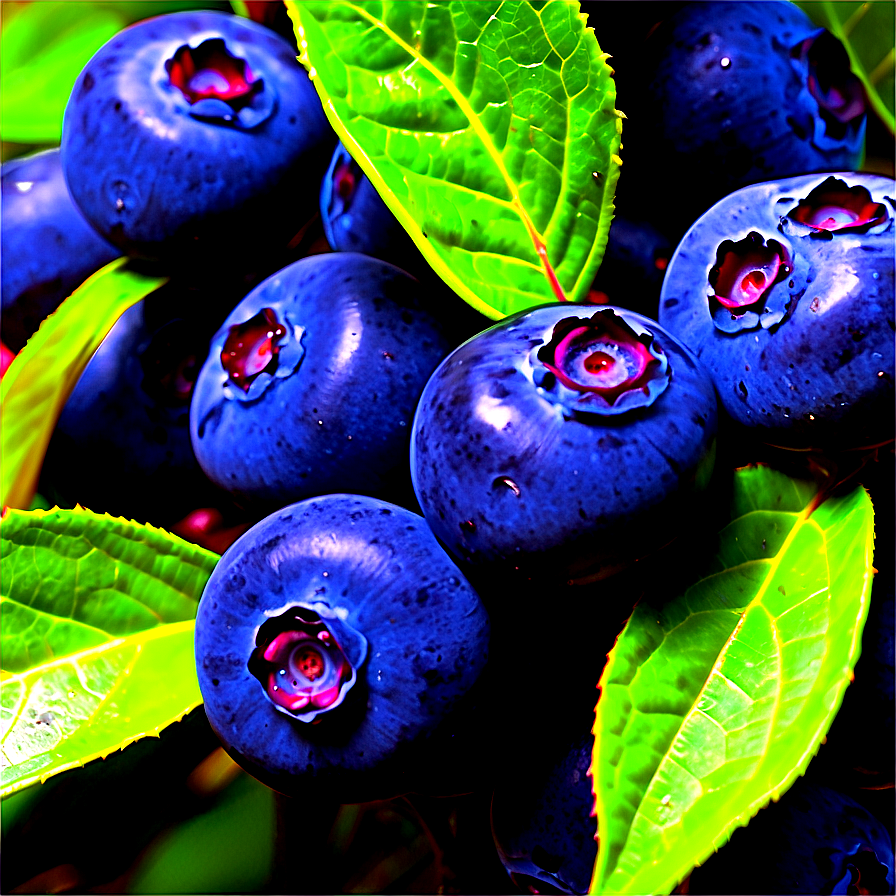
(1, 507, 218, 798)
(287, 0, 622, 319)
(796, 0, 895, 133)
(590, 466, 874, 895)
(0, 258, 167, 511)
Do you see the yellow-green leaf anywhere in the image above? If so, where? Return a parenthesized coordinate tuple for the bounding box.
(590, 466, 874, 895)
(1, 506, 218, 799)
(287, 0, 622, 319)
(0, 258, 167, 511)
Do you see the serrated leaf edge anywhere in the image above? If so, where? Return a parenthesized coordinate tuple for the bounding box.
(590, 484, 873, 895)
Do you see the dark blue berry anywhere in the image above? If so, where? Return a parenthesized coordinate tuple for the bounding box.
(60, 11, 334, 267)
(40, 282, 236, 526)
(410, 303, 718, 586)
(1, 148, 118, 353)
(492, 732, 597, 895)
(320, 141, 423, 274)
(687, 779, 895, 894)
(618, 1, 867, 237)
(658, 172, 895, 450)
(194, 493, 491, 803)
(190, 253, 453, 512)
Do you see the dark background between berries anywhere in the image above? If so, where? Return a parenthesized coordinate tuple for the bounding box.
(1, 0, 894, 894)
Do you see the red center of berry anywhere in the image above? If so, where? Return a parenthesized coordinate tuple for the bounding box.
(256, 618, 351, 715)
(788, 177, 889, 233)
(538, 310, 667, 411)
(710, 233, 790, 311)
(333, 160, 357, 202)
(166, 38, 263, 109)
(221, 308, 286, 392)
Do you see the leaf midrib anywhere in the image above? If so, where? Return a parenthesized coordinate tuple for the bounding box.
(335, 0, 565, 296)
(598, 503, 821, 890)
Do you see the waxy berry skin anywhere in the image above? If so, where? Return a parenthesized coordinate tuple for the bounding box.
(491, 732, 597, 896)
(658, 172, 895, 450)
(41, 285, 235, 526)
(320, 142, 421, 272)
(190, 253, 453, 512)
(1, 148, 118, 353)
(194, 494, 491, 803)
(619, 1, 867, 237)
(410, 304, 718, 586)
(686, 779, 895, 895)
(61, 11, 333, 266)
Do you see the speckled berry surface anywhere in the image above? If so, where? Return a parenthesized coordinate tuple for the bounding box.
(659, 172, 895, 450)
(190, 253, 453, 511)
(410, 303, 719, 586)
(194, 493, 491, 803)
(61, 10, 333, 266)
(1, 148, 118, 353)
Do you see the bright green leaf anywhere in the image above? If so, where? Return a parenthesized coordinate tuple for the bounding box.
(0, 506, 219, 799)
(1, 3, 125, 144)
(0, 0, 233, 145)
(0, 258, 167, 511)
(590, 466, 874, 895)
(795, 1, 895, 134)
(286, 0, 622, 319)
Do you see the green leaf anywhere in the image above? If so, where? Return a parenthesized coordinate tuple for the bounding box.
(127, 770, 276, 894)
(286, 0, 622, 319)
(590, 466, 874, 895)
(0, 258, 167, 511)
(1, 2, 125, 144)
(795, 1, 895, 134)
(0, 1, 233, 145)
(0, 506, 219, 799)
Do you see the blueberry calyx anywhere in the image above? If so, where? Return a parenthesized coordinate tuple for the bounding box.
(220, 307, 299, 396)
(529, 308, 670, 417)
(791, 30, 866, 148)
(248, 604, 367, 723)
(786, 176, 890, 234)
(708, 232, 792, 332)
(165, 38, 274, 128)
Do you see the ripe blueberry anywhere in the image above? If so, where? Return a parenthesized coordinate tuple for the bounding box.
(410, 303, 719, 587)
(41, 283, 237, 526)
(1, 148, 118, 353)
(618, 1, 867, 237)
(60, 11, 334, 267)
(491, 731, 597, 895)
(320, 141, 422, 274)
(687, 779, 895, 894)
(658, 172, 895, 450)
(190, 253, 453, 512)
(194, 493, 491, 803)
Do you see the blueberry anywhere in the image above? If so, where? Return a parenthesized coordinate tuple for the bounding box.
(687, 779, 895, 894)
(60, 11, 334, 267)
(1, 148, 119, 353)
(40, 282, 237, 526)
(658, 172, 895, 451)
(194, 493, 491, 803)
(410, 303, 719, 587)
(190, 253, 453, 512)
(320, 141, 423, 274)
(491, 731, 597, 895)
(617, 1, 867, 237)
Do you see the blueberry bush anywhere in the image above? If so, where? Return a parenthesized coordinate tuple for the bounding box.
(1, 1, 894, 893)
